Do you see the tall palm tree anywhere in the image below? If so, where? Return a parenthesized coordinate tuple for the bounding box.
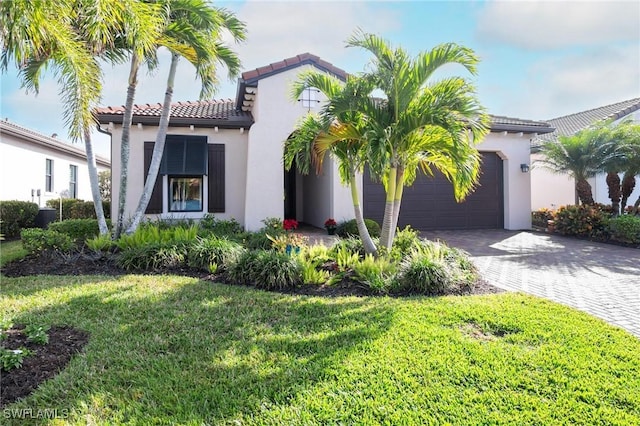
(537, 126, 618, 206)
(285, 71, 377, 254)
(614, 123, 640, 214)
(344, 32, 489, 249)
(0, 0, 156, 235)
(125, 1, 245, 234)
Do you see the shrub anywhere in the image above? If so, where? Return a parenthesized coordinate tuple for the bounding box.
(553, 205, 609, 238)
(116, 224, 198, 250)
(336, 218, 381, 239)
(352, 254, 397, 294)
(393, 241, 477, 295)
(117, 243, 187, 271)
(86, 234, 115, 253)
(21, 228, 74, 254)
(531, 208, 554, 228)
(329, 237, 367, 258)
(1, 348, 31, 371)
(607, 215, 640, 244)
(187, 236, 245, 272)
(244, 230, 275, 250)
(298, 257, 331, 285)
(226, 250, 302, 290)
(198, 215, 243, 236)
(25, 324, 50, 345)
(48, 218, 106, 244)
(390, 226, 421, 259)
(0, 201, 39, 238)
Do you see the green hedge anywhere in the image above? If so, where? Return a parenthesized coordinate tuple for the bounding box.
(21, 228, 74, 254)
(336, 218, 381, 239)
(45, 199, 111, 220)
(0, 201, 39, 238)
(48, 219, 108, 244)
(607, 215, 640, 244)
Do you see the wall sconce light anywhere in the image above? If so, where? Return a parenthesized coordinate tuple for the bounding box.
(214, 126, 219, 133)
(189, 124, 195, 131)
(137, 123, 143, 130)
(520, 163, 530, 173)
(239, 127, 244, 134)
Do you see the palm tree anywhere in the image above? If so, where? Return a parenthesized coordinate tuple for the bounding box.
(0, 0, 155, 235)
(537, 126, 618, 206)
(344, 32, 489, 249)
(614, 122, 640, 214)
(285, 71, 377, 254)
(124, 1, 246, 235)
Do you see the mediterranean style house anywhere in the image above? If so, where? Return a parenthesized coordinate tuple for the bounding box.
(531, 98, 640, 210)
(0, 119, 110, 206)
(96, 53, 553, 231)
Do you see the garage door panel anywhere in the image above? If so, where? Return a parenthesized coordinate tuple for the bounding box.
(363, 152, 504, 230)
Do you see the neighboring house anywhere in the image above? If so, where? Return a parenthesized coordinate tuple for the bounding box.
(0, 119, 111, 206)
(531, 98, 640, 210)
(96, 53, 553, 231)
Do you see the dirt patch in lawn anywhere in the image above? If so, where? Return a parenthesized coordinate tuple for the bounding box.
(1, 325, 89, 408)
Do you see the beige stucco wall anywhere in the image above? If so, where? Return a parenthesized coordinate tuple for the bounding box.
(474, 132, 534, 230)
(243, 65, 354, 230)
(108, 125, 248, 226)
(530, 152, 577, 209)
(0, 129, 109, 206)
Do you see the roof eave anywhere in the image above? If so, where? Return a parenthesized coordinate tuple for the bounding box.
(489, 123, 556, 134)
(96, 114, 254, 129)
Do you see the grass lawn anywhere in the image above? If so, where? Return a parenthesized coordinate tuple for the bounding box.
(0, 240, 27, 268)
(2, 275, 639, 425)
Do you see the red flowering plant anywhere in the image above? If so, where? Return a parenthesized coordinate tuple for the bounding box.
(283, 219, 299, 231)
(324, 218, 337, 229)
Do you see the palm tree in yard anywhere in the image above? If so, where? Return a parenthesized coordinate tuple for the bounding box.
(613, 122, 640, 214)
(537, 126, 618, 206)
(123, 1, 246, 235)
(345, 32, 489, 250)
(0, 0, 157, 236)
(285, 72, 378, 254)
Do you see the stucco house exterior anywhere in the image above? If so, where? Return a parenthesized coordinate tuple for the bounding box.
(0, 119, 111, 206)
(96, 53, 553, 231)
(531, 98, 640, 210)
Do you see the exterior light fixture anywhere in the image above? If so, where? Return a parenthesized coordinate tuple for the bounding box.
(520, 163, 530, 173)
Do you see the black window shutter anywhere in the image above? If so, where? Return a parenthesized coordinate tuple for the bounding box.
(207, 144, 225, 213)
(161, 135, 207, 175)
(144, 142, 163, 214)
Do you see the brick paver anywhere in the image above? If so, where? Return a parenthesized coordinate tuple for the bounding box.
(422, 230, 640, 338)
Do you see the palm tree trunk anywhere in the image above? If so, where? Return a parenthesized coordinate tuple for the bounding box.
(389, 165, 405, 246)
(576, 178, 594, 205)
(83, 128, 109, 235)
(349, 170, 377, 255)
(620, 173, 636, 213)
(631, 196, 640, 215)
(379, 166, 397, 250)
(114, 53, 140, 239)
(606, 171, 621, 215)
(126, 53, 179, 234)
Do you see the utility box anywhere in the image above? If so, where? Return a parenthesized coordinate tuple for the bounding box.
(35, 208, 57, 229)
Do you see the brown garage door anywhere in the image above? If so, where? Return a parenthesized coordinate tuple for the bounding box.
(363, 152, 504, 230)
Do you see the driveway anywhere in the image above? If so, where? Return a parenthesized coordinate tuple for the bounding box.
(421, 230, 640, 338)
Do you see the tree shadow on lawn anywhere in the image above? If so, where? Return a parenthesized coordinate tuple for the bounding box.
(5, 278, 396, 424)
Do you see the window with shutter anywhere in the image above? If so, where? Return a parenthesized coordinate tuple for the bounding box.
(144, 142, 163, 214)
(160, 135, 207, 175)
(208, 144, 225, 213)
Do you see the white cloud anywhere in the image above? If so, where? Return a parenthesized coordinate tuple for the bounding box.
(477, 1, 640, 49)
(487, 44, 640, 120)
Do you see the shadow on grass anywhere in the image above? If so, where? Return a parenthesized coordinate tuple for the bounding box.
(5, 277, 396, 424)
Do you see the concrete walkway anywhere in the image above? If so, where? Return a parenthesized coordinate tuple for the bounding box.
(421, 230, 640, 338)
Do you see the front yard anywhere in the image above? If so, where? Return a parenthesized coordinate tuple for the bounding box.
(2, 274, 639, 424)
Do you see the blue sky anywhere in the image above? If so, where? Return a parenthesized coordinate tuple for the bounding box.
(1, 0, 638, 158)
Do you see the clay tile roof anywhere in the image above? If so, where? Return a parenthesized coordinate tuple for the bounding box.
(532, 97, 640, 147)
(94, 99, 253, 128)
(488, 115, 554, 134)
(241, 52, 348, 83)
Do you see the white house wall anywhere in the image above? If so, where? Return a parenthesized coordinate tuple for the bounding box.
(244, 65, 336, 230)
(0, 131, 109, 206)
(476, 132, 533, 230)
(108, 125, 247, 225)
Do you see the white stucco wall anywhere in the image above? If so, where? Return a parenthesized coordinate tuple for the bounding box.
(0, 127, 110, 206)
(243, 65, 353, 230)
(108, 125, 248, 225)
(476, 132, 534, 230)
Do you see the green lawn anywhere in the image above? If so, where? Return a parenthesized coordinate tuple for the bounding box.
(2, 275, 639, 425)
(0, 240, 27, 268)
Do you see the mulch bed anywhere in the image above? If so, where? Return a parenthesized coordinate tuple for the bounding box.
(1, 326, 89, 408)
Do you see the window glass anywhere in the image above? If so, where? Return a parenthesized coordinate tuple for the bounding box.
(169, 176, 202, 212)
(45, 159, 54, 192)
(69, 165, 78, 198)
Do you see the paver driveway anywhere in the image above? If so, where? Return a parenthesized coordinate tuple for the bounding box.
(421, 230, 640, 338)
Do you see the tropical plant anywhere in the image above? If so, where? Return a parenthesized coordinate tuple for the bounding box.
(123, 1, 246, 236)
(285, 72, 378, 254)
(343, 31, 489, 250)
(537, 125, 618, 205)
(0, 0, 156, 236)
(612, 121, 640, 214)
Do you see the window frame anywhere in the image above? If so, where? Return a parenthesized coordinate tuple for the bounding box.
(45, 159, 54, 192)
(69, 164, 78, 198)
(167, 175, 204, 213)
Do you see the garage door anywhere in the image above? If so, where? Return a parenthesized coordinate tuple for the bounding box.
(363, 152, 504, 230)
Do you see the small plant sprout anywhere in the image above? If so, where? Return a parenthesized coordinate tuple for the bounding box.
(25, 324, 50, 345)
